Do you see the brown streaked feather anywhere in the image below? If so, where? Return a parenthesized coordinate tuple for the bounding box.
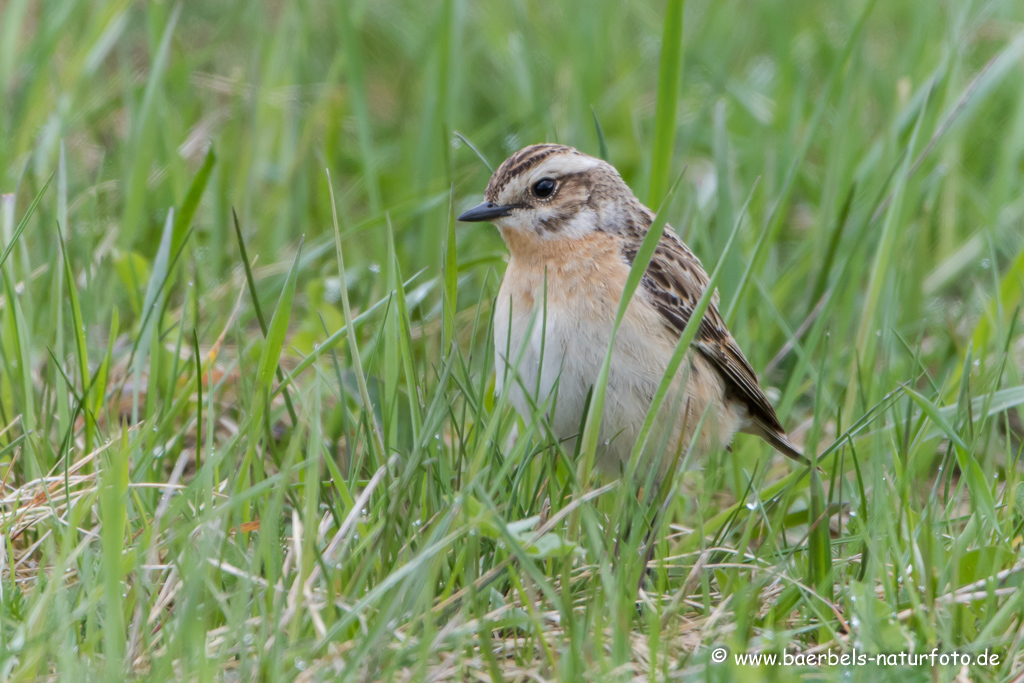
(621, 227, 789, 439)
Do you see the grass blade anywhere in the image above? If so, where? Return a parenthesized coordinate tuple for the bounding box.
(626, 179, 758, 475)
(172, 146, 216, 256)
(327, 169, 383, 458)
(0, 173, 52, 271)
(253, 237, 304, 427)
(232, 208, 299, 426)
(647, 0, 684, 207)
(57, 233, 92, 454)
(591, 106, 610, 161)
(578, 170, 685, 491)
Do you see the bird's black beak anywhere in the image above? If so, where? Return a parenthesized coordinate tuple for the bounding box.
(457, 202, 514, 223)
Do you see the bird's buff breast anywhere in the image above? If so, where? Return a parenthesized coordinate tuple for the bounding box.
(492, 234, 695, 473)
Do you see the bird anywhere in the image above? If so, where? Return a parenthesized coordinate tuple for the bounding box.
(458, 143, 806, 481)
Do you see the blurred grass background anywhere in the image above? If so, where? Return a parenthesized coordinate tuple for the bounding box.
(2, 0, 1024, 680)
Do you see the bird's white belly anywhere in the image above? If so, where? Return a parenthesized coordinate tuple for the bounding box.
(494, 297, 667, 473)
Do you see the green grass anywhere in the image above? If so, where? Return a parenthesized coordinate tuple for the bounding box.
(2, 0, 1024, 680)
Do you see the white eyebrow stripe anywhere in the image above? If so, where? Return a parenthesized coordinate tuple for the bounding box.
(532, 154, 604, 178)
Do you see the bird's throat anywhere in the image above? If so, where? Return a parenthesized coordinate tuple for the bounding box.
(498, 226, 620, 265)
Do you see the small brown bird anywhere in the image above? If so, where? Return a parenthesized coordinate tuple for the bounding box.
(459, 144, 804, 479)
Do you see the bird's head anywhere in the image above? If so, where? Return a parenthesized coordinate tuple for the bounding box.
(458, 144, 648, 253)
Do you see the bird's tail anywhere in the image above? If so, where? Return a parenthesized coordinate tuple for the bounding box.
(746, 419, 814, 468)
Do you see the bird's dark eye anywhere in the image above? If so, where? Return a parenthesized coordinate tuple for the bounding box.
(532, 178, 557, 199)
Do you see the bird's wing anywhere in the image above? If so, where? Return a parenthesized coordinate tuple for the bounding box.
(621, 228, 786, 436)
